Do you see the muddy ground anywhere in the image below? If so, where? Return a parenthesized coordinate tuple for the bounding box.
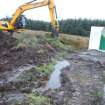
(0, 32, 55, 81)
(0, 31, 56, 104)
(0, 31, 105, 105)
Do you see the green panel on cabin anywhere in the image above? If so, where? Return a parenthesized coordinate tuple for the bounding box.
(99, 34, 105, 50)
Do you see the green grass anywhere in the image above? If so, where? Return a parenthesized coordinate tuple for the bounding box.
(17, 59, 56, 81)
(37, 34, 72, 50)
(90, 90, 103, 98)
(15, 32, 72, 52)
(36, 61, 55, 75)
(28, 93, 51, 105)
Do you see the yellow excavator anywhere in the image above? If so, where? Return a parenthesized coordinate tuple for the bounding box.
(0, 0, 59, 36)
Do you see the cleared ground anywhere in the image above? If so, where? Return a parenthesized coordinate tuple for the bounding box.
(0, 30, 105, 105)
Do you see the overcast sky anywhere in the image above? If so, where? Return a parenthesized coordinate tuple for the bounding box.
(0, 0, 105, 21)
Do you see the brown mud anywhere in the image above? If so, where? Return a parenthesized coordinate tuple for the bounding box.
(0, 32, 55, 82)
(0, 31, 105, 105)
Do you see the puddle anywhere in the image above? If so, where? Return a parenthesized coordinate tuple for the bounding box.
(46, 60, 70, 89)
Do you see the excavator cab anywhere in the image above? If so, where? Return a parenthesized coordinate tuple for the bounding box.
(0, 21, 8, 28)
(14, 15, 27, 29)
(0, 15, 27, 34)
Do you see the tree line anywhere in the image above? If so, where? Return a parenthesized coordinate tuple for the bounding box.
(1, 16, 105, 37)
(26, 19, 105, 37)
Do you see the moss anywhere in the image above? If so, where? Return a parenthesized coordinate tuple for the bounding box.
(28, 93, 51, 105)
(36, 61, 55, 75)
(90, 90, 103, 98)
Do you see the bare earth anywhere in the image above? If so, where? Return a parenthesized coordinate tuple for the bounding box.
(0, 30, 105, 105)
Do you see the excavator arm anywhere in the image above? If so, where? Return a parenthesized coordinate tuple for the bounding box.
(0, 0, 59, 36)
(48, 0, 59, 36)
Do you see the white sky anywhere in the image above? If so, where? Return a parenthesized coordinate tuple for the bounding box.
(0, 0, 105, 21)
